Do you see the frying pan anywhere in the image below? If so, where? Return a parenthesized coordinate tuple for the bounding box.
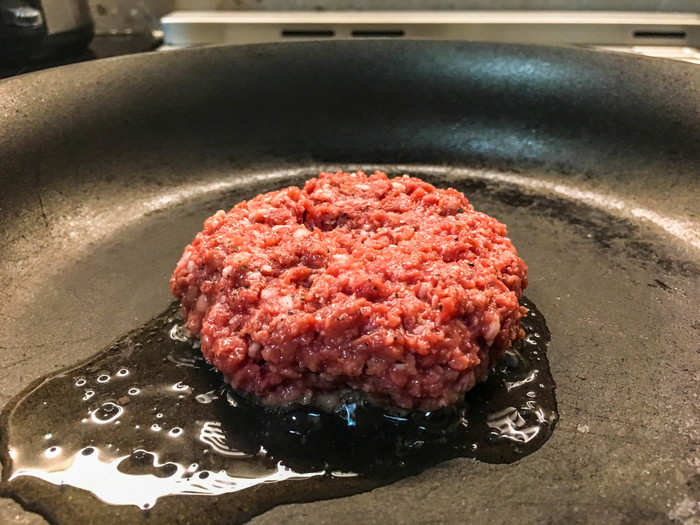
(0, 41, 698, 524)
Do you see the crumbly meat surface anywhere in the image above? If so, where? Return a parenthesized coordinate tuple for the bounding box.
(170, 171, 528, 410)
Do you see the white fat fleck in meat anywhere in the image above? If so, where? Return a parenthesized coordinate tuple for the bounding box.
(222, 266, 233, 278)
(247, 271, 263, 283)
(231, 252, 252, 265)
(186, 260, 195, 273)
(332, 254, 349, 263)
(294, 228, 310, 239)
(356, 184, 370, 190)
(252, 208, 272, 219)
(483, 316, 501, 343)
(195, 294, 209, 313)
(248, 342, 262, 358)
(260, 287, 276, 300)
(279, 295, 294, 310)
(311, 189, 334, 201)
(391, 182, 406, 191)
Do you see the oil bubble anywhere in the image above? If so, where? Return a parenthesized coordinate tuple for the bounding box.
(90, 402, 123, 424)
(44, 446, 61, 458)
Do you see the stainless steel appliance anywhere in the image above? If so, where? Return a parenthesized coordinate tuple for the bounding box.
(160, 10, 700, 63)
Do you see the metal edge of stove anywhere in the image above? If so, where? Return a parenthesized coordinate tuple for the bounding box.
(160, 11, 700, 50)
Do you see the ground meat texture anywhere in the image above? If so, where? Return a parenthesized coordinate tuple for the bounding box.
(170, 171, 528, 410)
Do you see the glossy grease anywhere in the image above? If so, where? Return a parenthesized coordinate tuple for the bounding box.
(0, 298, 556, 524)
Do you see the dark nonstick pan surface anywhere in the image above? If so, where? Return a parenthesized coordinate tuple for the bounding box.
(0, 41, 698, 524)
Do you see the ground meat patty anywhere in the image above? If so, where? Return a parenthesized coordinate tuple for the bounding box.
(170, 171, 528, 410)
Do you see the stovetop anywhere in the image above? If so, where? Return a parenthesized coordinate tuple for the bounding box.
(2, 10, 697, 80)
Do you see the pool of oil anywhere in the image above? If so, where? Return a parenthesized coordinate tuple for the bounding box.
(0, 297, 557, 524)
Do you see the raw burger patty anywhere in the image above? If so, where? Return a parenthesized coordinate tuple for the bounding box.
(171, 171, 528, 410)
